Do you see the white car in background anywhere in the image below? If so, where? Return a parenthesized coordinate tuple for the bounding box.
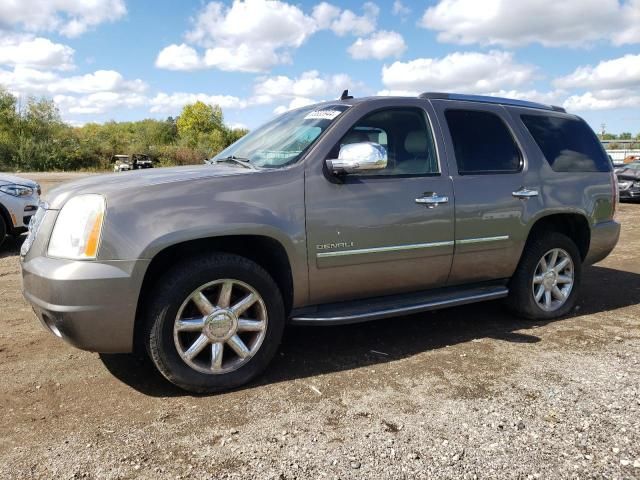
(0, 174, 40, 247)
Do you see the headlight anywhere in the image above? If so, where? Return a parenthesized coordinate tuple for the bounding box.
(0, 184, 34, 197)
(48, 194, 106, 260)
(634, 181, 640, 188)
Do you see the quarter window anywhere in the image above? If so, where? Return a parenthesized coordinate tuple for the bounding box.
(445, 110, 522, 174)
(521, 114, 611, 172)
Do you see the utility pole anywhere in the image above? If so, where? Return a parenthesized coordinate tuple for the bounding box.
(600, 123, 606, 137)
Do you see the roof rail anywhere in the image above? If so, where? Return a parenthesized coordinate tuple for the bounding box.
(418, 92, 566, 113)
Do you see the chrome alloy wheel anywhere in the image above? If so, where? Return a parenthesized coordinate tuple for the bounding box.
(531, 248, 574, 312)
(173, 279, 268, 374)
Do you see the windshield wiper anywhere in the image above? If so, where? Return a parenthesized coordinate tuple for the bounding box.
(212, 155, 254, 169)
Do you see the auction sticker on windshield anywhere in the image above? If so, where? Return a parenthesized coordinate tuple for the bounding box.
(304, 109, 345, 121)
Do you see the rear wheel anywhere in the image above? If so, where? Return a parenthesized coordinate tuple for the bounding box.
(507, 232, 582, 320)
(144, 253, 285, 393)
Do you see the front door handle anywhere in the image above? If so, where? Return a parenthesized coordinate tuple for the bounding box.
(416, 193, 449, 208)
(512, 188, 539, 199)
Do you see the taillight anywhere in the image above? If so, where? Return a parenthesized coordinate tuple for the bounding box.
(611, 170, 619, 219)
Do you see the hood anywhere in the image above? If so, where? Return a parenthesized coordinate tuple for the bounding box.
(0, 173, 39, 188)
(45, 164, 257, 209)
(616, 168, 640, 181)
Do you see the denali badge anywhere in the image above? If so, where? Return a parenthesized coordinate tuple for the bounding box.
(316, 241, 354, 251)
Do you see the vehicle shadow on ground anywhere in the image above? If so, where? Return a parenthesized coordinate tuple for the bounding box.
(99, 264, 640, 397)
(0, 234, 25, 259)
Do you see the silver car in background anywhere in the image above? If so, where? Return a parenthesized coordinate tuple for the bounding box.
(0, 174, 40, 247)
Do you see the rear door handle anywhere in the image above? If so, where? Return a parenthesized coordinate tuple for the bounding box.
(416, 193, 449, 208)
(512, 188, 539, 199)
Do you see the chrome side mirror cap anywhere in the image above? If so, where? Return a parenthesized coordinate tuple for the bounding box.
(326, 142, 388, 175)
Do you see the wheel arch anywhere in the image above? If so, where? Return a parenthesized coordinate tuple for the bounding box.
(0, 202, 13, 234)
(524, 212, 591, 261)
(134, 234, 295, 351)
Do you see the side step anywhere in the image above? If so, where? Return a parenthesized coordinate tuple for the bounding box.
(289, 284, 509, 326)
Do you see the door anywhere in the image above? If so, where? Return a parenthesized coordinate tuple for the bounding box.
(431, 101, 541, 284)
(304, 103, 455, 304)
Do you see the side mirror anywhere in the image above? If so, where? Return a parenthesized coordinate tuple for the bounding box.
(326, 142, 388, 175)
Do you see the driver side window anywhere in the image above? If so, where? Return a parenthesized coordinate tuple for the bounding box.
(334, 108, 439, 176)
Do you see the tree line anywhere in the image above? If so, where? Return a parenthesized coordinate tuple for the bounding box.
(0, 88, 248, 172)
(599, 131, 640, 150)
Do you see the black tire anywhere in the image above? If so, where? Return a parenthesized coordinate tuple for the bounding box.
(0, 214, 6, 249)
(144, 253, 285, 393)
(507, 232, 582, 320)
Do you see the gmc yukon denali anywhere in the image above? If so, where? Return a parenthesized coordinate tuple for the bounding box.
(21, 93, 620, 392)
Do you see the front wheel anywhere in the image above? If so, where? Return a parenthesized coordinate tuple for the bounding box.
(507, 232, 582, 320)
(144, 253, 285, 393)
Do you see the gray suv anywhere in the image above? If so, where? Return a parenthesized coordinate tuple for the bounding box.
(21, 93, 620, 392)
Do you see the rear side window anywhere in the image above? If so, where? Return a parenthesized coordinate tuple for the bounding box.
(521, 114, 611, 172)
(445, 110, 522, 174)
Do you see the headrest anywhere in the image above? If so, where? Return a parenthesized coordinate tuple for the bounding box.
(404, 131, 428, 154)
(342, 131, 370, 145)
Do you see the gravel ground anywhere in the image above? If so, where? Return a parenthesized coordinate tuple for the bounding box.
(0, 172, 638, 479)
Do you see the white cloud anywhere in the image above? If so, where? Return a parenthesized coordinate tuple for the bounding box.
(551, 54, 640, 112)
(563, 90, 640, 111)
(256, 70, 357, 114)
(392, 0, 410, 16)
(203, 44, 283, 73)
(273, 97, 316, 115)
(0, 67, 147, 96)
(54, 92, 147, 115)
(0, 35, 75, 70)
(156, 0, 382, 72)
(155, 44, 203, 71)
(323, 2, 379, 37)
(377, 89, 420, 97)
(254, 70, 355, 102)
(49, 70, 147, 95)
(311, 2, 341, 29)
(0, 0, 127, 37)
(554, 54, 640, 90)
(179, 0, 316, 72)
(381, 51, 536, 94)
(0, 66, 149, 118)
(348, 31, 406, 60)
(420, 0, 640, 47)
(228, 122, 248, 130)
(486, 89, 566, 106)
(149, 92, 248, 113)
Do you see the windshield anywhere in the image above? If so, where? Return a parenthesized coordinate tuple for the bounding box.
(625, 162, 640, 170)
(212, 104, 350, 168)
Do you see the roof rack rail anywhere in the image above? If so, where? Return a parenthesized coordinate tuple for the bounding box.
(418, 92, 566, 113)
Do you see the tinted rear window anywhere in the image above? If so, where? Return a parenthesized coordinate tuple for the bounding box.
(445, 110, 522, 174)
(521, 115, 611, 172)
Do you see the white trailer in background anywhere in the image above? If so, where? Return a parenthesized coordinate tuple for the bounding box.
(605, 149, 640, 166)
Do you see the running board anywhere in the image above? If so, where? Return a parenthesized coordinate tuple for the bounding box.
(289, 285, 509, 326)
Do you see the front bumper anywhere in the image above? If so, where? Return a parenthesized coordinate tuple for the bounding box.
(584, 220, 621, 266)
(0, 193, 39, 232)
(619, 187, 640, 200)
(21, 256, 149, 353)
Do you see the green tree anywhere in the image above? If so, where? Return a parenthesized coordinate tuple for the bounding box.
(176, 101, 224, 151)
(0, 88, 18, 169)
(0, 90, 246, 171)
(619, 132, 632, 140)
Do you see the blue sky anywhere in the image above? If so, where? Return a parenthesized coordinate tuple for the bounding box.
(1, 0, 639, 134)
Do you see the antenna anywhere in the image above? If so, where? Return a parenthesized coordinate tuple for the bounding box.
(340, 89, 353, 100)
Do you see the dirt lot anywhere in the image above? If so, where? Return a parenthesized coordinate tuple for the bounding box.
(1, 173, 639, 479)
